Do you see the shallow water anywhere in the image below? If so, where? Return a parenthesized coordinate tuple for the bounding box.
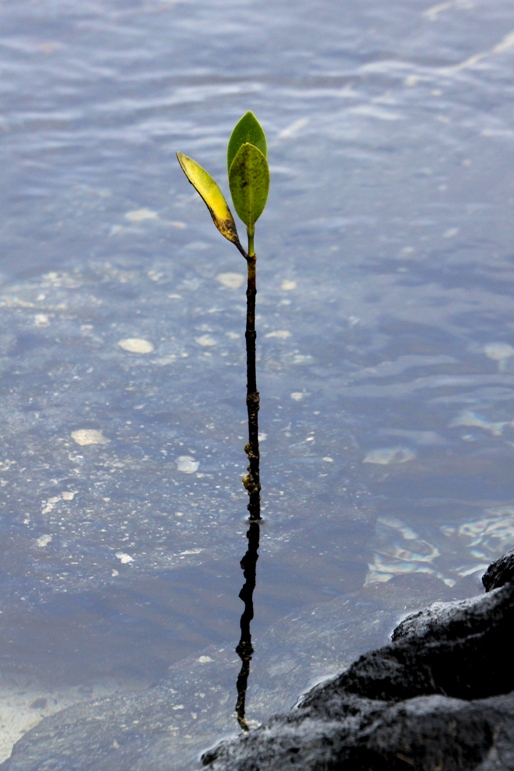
(1, 0, 514, 766)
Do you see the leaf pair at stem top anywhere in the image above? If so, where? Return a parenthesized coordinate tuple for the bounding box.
(177, 112, 270, 258)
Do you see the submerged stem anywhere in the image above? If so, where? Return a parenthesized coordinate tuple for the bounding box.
(235, 519, 260, 731)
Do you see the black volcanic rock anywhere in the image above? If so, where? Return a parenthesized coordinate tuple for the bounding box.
(482, 548, 514, 592)
(203, 552, 514, 770)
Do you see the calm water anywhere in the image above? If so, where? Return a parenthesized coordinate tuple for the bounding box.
(1, 0, 514, 767)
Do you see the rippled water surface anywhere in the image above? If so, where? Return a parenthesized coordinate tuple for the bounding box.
(2, 0, 514, 767)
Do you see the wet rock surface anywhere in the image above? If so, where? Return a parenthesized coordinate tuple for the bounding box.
(203, 551, 514, 770)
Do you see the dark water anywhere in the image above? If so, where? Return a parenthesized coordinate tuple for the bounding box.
(1, 0, 514, 766)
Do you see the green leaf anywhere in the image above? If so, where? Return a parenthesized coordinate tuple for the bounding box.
(228, 142, 270, 233)
(227, 112, 267, 175)
(176, 152, 242, 248)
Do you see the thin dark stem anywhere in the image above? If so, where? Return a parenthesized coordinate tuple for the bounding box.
(235, 229, 262, 730)
(234, 239, 248, 260)
(242, 249, 261, 522)
(235, 519, 260, 731)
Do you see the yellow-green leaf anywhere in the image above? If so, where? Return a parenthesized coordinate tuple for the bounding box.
(176, 152, 242, 248)
(227, 111, 267, 174)
(228, 143, 270, 233)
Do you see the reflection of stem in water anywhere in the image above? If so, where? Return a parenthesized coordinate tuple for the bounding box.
(235, 519, 260, 731)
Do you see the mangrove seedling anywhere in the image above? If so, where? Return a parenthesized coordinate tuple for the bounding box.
(177, 112, 270, 522)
